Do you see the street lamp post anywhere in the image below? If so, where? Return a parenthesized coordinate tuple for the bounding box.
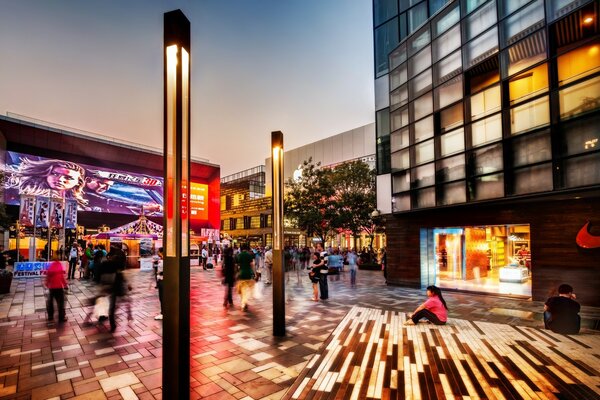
(163, 9, 191, 400)
(271, 131, 285, 337)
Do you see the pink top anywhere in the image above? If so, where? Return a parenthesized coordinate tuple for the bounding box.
(424, 296, 447, 322)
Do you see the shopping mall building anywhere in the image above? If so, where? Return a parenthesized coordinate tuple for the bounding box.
(373, 0, 600, 305)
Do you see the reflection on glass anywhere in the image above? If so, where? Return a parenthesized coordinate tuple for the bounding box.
(391, 106, 410, 131)
(391, 127, 410, 152)
(393, 171, 411, 192)
(463, 0, 488, 15)
(409, 48, 432, 80)
(408, 2, 428, 33)
(500, 0, 537, 18)
(465, 27, 499, 67)
(412, 92, 433, 121)
(441, 128, 465, 156)
(393, 194, 411, 212)
(390, 63, 408, 90)
(415, 187, 436, 208)
(415, 140, 435, 165)
(557, 41, 600, 86)
(389, 42, 407, 71)
(435, 75, 463, 110)
(376, 108, 391, 138)
(509, 63, 548, 104)
(559, 76, 600, 120)
(502, 0, 544, 46)
(434, 25, 461, 62)
(563, 153, 600, 188)
(435, 50, 462, 84)
(414, 116, 434, 143)
(510, 96, 550, 135)
(512, 130, 552, 166)
(469, 173, 504, 201)
(391, 149, 410, 171)
(468, 143, 504, 176)
(470, 69, 500, 94)
(437, 153, 466, 182)
(440, 102, 464, 133)
(413, 162, 436, 187)
(560, 114, 600, 156)
(440, 181, 466, 205)
(409, 26, 431, 57)
(410, 69, 433, 99)
(390, 85, 408, 110)
(514, 164, 553, 194)
(470, 84, 501, 120)
(464, 1, 497, 41)
(375, 19, 399, 77)
(434, 3, 460, 37)
(502, 29, 546, 77)
(374, 0, 398, 27)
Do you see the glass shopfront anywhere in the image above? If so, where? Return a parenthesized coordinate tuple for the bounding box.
(421, 224, 532, 297)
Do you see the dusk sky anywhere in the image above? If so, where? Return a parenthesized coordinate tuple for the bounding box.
(0, 0, 374, 176)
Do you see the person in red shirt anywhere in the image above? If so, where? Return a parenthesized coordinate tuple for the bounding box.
(406, 285, 448, 325)
(44, 256, 68, 322)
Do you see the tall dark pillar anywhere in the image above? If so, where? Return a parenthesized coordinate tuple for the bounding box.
(271, 131, 285, 336)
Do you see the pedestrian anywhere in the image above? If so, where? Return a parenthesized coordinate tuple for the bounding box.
(347, 249, 359, 286)
(44, 256, 68, 323)
(544, 284, 580, 334)
(236, 243, 255, 311)
(154, 247, 164, 320)
(222, 246, 236, 308)
(263, 246, 273, 284)
(67, 242, 79, 280)
(318, 251, 329, 300)
(309, 252, 323, 301)
(406, 285, 448, 325)
(84, 243, 94, 279)
(105, 245, 130, 332)
(201, 245, 208, 270)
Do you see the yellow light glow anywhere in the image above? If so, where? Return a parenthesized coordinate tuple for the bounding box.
(273, 146, 281, 160)
(181, 48, 190, 257)
(583, 16, 594, 24)
(166, 44, 178, 257)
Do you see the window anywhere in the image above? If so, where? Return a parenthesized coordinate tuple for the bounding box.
(409, 68, 433, 99)
(415, 139, 435, 165)
(441, 128, 465, 156)
(435, 75, 463, 110)
(377, 108, 391, 138)
(375, 19, 399, 77)
(512, 130, 552, 166)
(433, 25, 461, 62)
(390, 84, 409, 110)
(429, 0, 449, 16)
(409, 47, 432, 80)
(559, 75, 600, 120)
(471, 113, 502, 147)
(412, 92, 433, 121)
(440, 102, 464, 133)
(563, 153, 600, 188)
(546, 0, 593, 22)
(513, 164, 553, 194)
(414, 115, 434, 143)
(502, 29, 546, 77)
(434, 50, 462, 84)
(440, 181, 466, 205)
(510, 96, 550, 135)
(560, 114, 600, 156)
(374, 0, 398, 26)
(413, 162, 436, 187)
(509, 63, 548, 104)
(408, 26, 431, 57)
(377, 136, 392, 174)
(391, 148, 410, 171)
(391, 127, 410, 152)
(469, 173, 504, 200)
(433, 3, 460, 37)
(470, 84, 501, 120)
(229, 218, 236, 230)
(220, 195, 227, 211)
(391, 106, 410, 130)
(414, 187, 436, 208)
(557, 41, 600, 86)
(390, 63, 408, 90)
(465, 27, 498, 68)
(464, 1, 497, 41)
(393, 171, 411, 192)
(463, 0, 487, 15)
(469, 68, 499, 94)
(468, 143, 504, 176)
(250, 216, 261, 229)
(408, 2, 428, 33)
(389, 43, 407, 71)
(501, 0, 544, 46)
(393, 194, 411, 211)
(500, 0, 537, 18)
(437, 153, 465, 182)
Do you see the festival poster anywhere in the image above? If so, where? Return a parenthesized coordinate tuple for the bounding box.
(19, 196, 35, 226)
(50, 199, 64, 228)
(34, 197, 50, 228)
(64, 200, 78, 229)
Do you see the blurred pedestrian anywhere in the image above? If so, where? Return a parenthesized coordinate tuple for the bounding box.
(67, 242, 79, 280)
(236, 244, 255, 311)
(347, 249, 359, 286)
(222, 246, 236, 308)
(263, 246, 273, 284)
(44, 256, 68, 323)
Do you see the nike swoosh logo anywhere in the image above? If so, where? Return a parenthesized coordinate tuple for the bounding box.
(576, 222, 600, 249)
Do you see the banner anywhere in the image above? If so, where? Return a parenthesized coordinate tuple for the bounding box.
(35, 197, 50, 228)
(13, 261, 68, 278)
(64, 200, 78, 229)
(19, 196, 35, 226)
(49, 199, 64, 228)
(139, 237, 153, 257)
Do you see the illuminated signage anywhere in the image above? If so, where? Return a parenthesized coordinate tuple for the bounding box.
(190, 182, 208, 221)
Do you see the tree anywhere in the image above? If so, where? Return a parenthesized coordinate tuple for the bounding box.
(284, 158, 337, 244)
(330, 160, 376, 249)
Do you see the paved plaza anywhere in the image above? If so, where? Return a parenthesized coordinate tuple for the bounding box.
(0, 267, 598, 399)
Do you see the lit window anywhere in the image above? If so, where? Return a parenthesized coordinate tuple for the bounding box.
(510, 96, 550, 135)
(557, 41, 600, 86)
(509, 63, 548, 104)
(415, 140, 435, 165)
(414, 115, 434, 143)
(471, 113, 502, 147)
(470, 84, 501, 120)
(441, 128, 465, 156)
(435, 75, 463, 110)
(559, 75, 600, 120)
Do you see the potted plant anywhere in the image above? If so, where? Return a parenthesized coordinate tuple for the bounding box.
(0, 269, 13, 294)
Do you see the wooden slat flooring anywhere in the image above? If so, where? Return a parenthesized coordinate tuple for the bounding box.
(284, 306, 600, 400)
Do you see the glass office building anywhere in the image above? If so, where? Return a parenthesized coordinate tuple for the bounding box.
(373, 0, 600, 305)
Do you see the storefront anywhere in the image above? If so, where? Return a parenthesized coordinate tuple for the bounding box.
(420, 224, 531, 297)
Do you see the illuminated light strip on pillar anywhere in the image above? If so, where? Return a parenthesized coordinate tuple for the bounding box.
(166, 44, 177, 257)
(181, 48, 189, 256)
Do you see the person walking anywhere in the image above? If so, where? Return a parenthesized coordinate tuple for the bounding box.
(154, 248, 164, 320)
(544, 284, 581, 334)
(222, 246, 236, 308)
(67, 243, 79, 280)
(308, 252, 323, 301)
(263, 246, 273, 285)
(347, 249, 359, 286)
(406, 285, 448, 325)
(318, 251, 329, 300)
(236, 244, 255, 311)
(44, 256, 68, 323)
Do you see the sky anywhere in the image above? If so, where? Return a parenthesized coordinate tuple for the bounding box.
(0, 0, 375, 177)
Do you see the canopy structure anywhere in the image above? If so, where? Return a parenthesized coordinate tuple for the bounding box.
(93, 215, 163, 240)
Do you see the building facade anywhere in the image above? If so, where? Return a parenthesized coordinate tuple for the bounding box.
(373, 0, 600, 305)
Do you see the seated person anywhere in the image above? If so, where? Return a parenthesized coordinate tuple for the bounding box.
(406, 285, 448, 325)
(544, 284, 581, 334)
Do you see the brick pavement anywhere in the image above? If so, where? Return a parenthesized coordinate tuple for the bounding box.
(0, 267, 598, 399)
